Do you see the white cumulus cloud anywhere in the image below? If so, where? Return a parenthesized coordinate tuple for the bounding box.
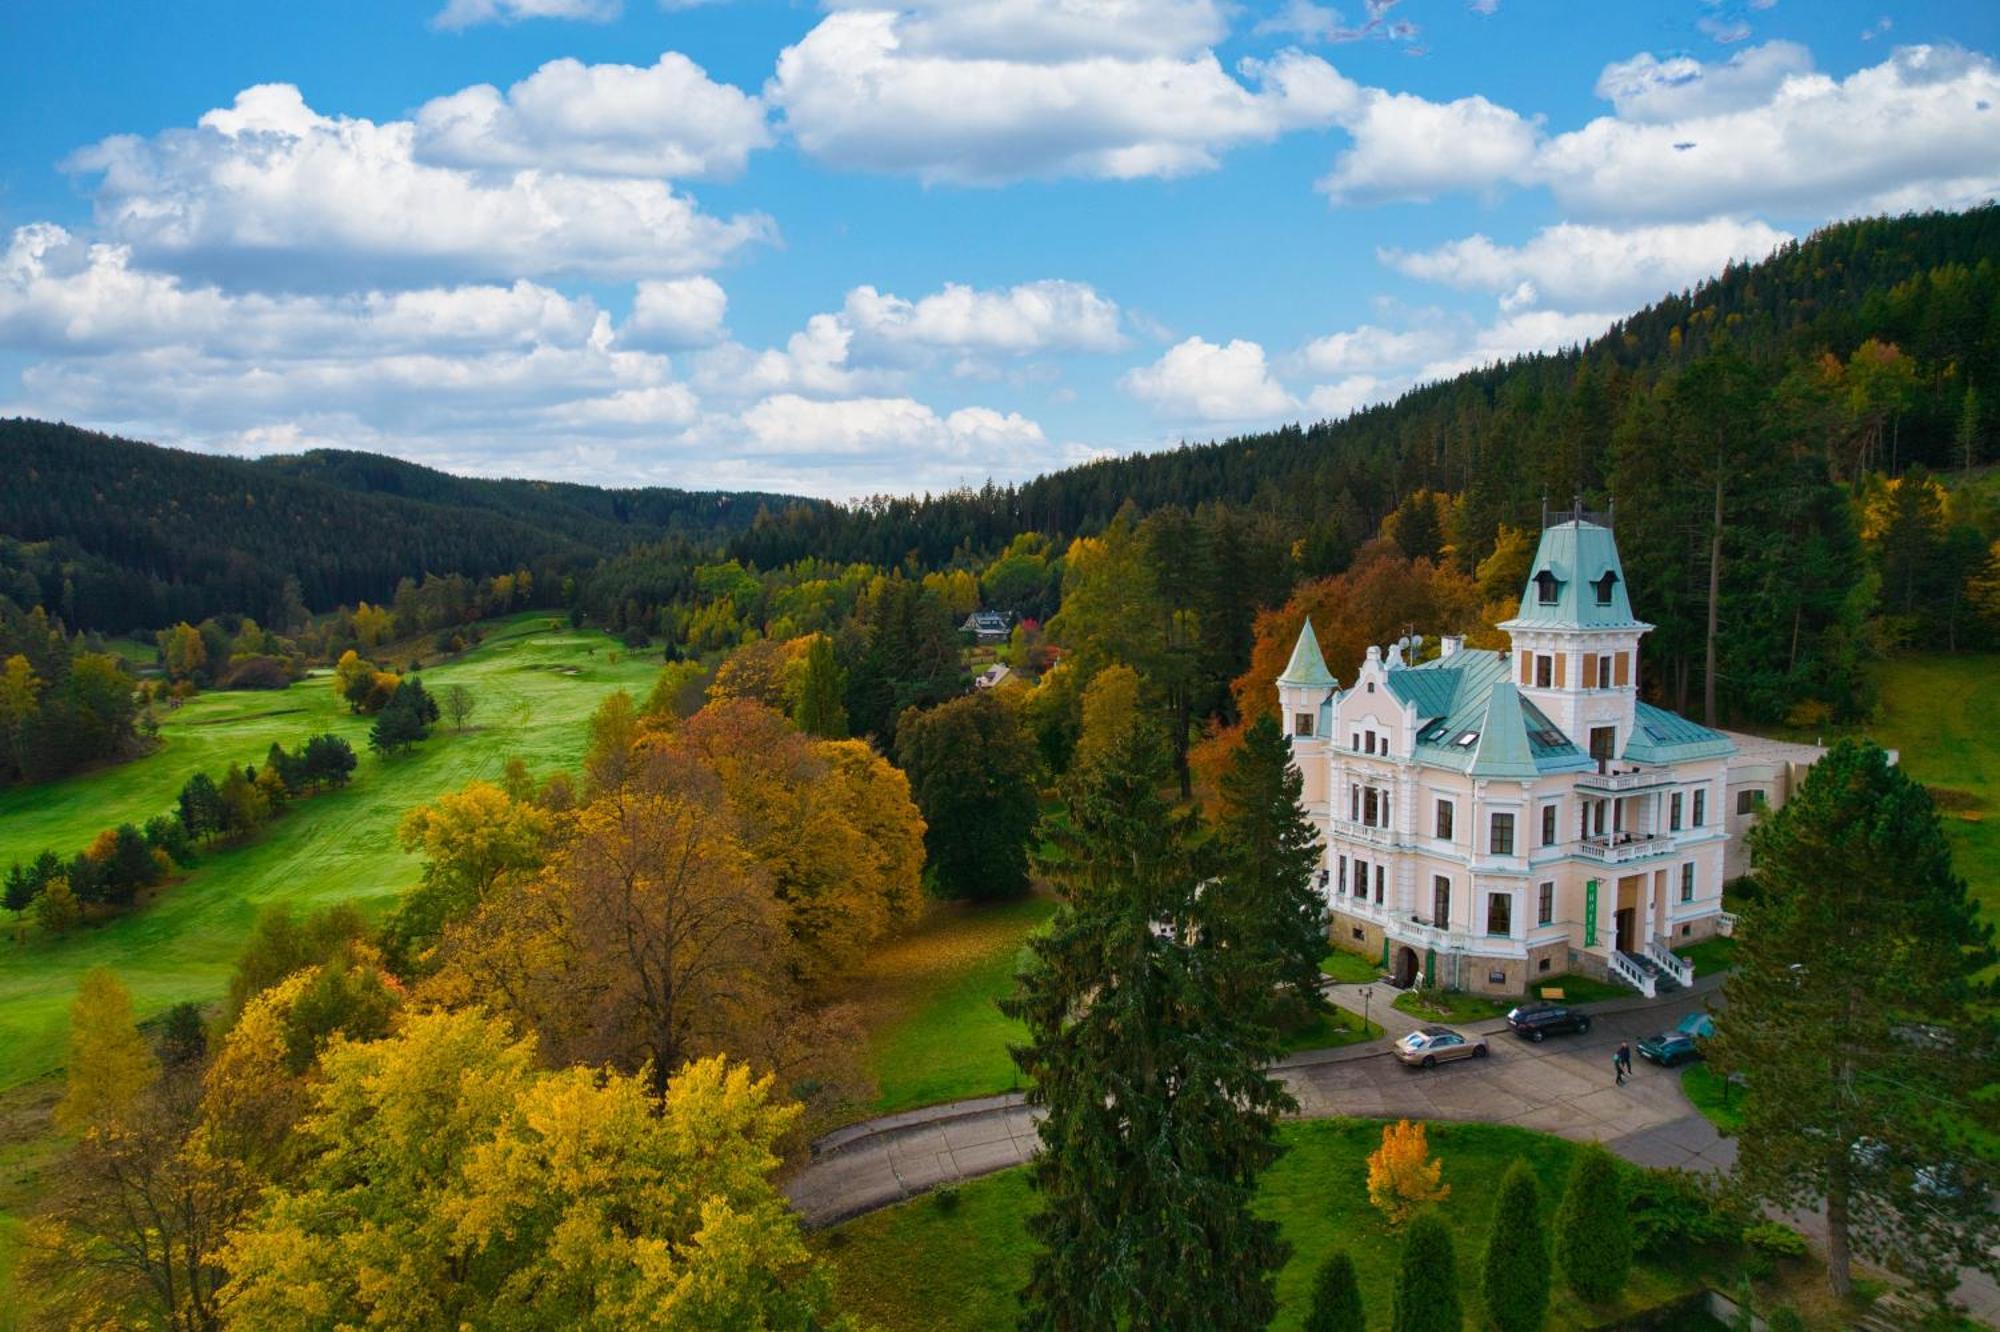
(414, 53, 770, 180)
(1317, 88, 1540, 203)
(1594, 40, 1814, 122)
(1381, 218, 1793, 310)
(625, 276, 729, 349)
(66, 83, 773, 288)
(1538, 44, 2000, 220)
(768, 13, 1355, 184)
(842, 279, 1124, 353)
(1121, 336, 1296, 421)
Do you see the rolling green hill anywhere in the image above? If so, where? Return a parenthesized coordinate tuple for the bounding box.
(0, 613, 659, 1090)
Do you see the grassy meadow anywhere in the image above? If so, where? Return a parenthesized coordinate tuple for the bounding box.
(1860, 653, 1998, 921)
(0, 614, 661, 1090)
(817, 1119, 1699, 1332)
(840, 895, 1056, 1116)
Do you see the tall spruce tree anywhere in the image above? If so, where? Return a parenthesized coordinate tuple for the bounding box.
(1003, 720, 1290, 1330)
(1304, 1250, 1364, 1332)
(1554, 1143, 1630, 1304)
(1390, 1211, 1463, 1332)
(792, 634, 849, 739)
(1706, 739, 1998, 1303)
(1481, 1159, 1551, 1332)
(1209, 712, 1328, 1023)
(896, 691, 1039, 901)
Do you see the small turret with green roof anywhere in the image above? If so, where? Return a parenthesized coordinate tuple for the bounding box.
(1279, 618, 1336, 689)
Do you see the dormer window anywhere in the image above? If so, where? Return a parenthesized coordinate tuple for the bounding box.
(1534, 570, 1560, 605)
(1592, 571, 1619, 606)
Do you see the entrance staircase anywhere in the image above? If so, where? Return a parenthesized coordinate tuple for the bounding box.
(1611, 940, 1694, 997)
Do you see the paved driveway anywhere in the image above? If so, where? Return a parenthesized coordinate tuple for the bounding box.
(787, 994, 1729, 1227)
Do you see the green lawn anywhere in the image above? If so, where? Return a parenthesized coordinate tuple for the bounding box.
(842, 896, 1056, 1116)
(0, 614, 660, 1092)
(1532, 973, 1629, 1004)
(1278, 1003, 1381, 1054)
(1320, 945, 1383, 984)
(1680, 1065, 1745, 1135)
(1674, 935, 1738, 977)
(1393, 988, 1510, 1023)
(1862, 654, 1998, 925)
(818, 1119, 1697, 1332)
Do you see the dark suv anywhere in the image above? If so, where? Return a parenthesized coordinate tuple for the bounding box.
(1505, 1002, 1591, 1042)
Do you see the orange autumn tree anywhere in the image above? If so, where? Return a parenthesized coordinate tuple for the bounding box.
(1367, 1118, 1450, 1226)
(1231, 541, 1484, 727)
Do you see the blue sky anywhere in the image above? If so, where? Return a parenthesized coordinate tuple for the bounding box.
(2, 0, 1996, 497)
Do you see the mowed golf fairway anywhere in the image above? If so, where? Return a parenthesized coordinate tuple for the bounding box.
(0, 615, 661, 1089)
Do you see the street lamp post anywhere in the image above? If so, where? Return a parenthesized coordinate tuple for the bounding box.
(1359, 986, 1373, 1036)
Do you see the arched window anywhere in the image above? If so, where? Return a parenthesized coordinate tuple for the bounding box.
(1592, 570, 1619, 606)
(1534, 570, 1560, 605)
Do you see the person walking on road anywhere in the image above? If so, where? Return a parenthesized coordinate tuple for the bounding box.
(1614, 1041, 1632, 1085)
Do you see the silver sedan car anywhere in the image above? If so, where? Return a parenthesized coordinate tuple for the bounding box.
(1394, 1024, 1490, 1069)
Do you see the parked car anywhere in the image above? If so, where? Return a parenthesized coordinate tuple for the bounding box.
(1637, 1030, 1702, 1067)
(1506, 1002, 1591, 1042)
(1674, 1012, 1716, 1040)
(1394, 1025, 1489, 1068)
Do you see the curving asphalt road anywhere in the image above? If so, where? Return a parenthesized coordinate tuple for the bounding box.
(786, 984, 2000, 1325)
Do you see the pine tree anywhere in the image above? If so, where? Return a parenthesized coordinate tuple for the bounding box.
(1707, 740, 1998, 1302)
(4, 861, 35, 915)
(1391, 1211, 1463, 1332)
(1554, 1143, 1630, 1303)
(1304, 1250, 1364, 1332)
(177, 770, 225, 842)
(1003, 722, 1290, 1330)
(1209, 712, 1327, 1022)
(1482, 1159, 1551, 1332)
(792, 634, 849, 739)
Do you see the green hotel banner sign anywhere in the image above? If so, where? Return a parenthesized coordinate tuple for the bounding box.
(1585, 879, 1599, 948)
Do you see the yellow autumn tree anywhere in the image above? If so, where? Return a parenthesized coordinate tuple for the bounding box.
(1075, 662, 1143, 769)
(1367, 1118, 1450, 1226)
(217, 1010, 847, 1331)
(55, 967, 159, 1135)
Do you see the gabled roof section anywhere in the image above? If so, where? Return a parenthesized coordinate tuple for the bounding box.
(1278, 618, 1336, 688)
(1626, 701, 1736, 763)
(1396, 649, 1595, 776)
(1507, 520, 1647, 630)
(1385, 667, 1460, 720)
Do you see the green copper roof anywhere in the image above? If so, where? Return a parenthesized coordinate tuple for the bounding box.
(1278, 618, 1336, 688)
(1385, 666, 1461, 719)
(1467, 682, 1540, 778)
(1508, 521, 1647, 630)
(1625, 701, 1736, 763)
(1396, 650, 1594, 776)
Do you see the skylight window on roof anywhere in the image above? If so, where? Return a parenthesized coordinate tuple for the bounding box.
(1453, 731, 1479, 747)
(1420, 721, 1448, 741)
(1644, 725, 1668, 742)
(1530, 728, 1566, 748)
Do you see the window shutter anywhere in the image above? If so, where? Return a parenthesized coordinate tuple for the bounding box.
(1519, 652, 1532, 685)
(1582, 651, 1597, 685)
(1613, 652, 1630, 686)
(1554, 653, 1566, 688)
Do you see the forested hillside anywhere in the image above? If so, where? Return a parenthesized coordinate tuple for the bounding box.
(0, 421, 817, 633)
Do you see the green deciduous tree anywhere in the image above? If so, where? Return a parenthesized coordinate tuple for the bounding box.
(1482, 1159, 1551, 1332)
(895, 690, 1038, 901)
(1004, 722, 1289, 1330)
(1391, 1211, 1463, 1332)
(1554, 1143, 1631, 1304)
(1707, 739, 1998, 1304)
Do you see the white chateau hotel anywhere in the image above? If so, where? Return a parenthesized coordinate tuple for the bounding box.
(1280, 512, 1760, 999)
